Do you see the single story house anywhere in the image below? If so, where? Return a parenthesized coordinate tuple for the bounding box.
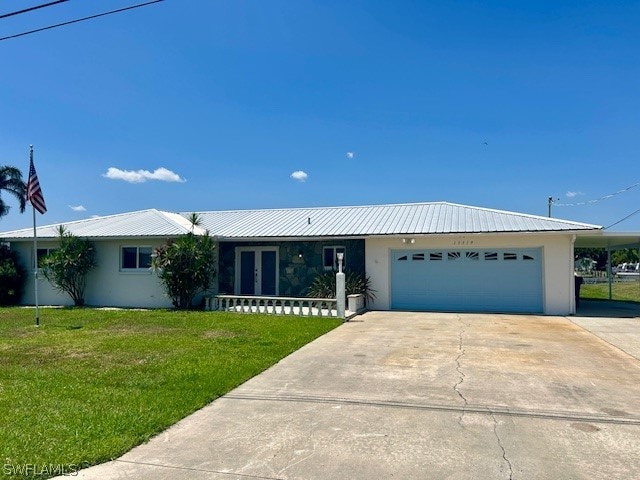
(0, 201, 616, 315)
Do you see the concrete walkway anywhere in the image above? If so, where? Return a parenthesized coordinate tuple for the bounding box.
(66, 311, 640, 480)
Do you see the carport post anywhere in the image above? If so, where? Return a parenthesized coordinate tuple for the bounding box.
(607, 246, 612, 300)
(336, 253, 345, 319)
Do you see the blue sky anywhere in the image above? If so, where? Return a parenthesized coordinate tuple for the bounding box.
(1, 0, 639, 232)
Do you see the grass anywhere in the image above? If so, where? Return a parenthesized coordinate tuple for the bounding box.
(0, 308, 342, 479)
(580, 280, 640, 303)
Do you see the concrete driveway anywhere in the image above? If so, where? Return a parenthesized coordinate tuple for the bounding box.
(70, 311, 640, 480)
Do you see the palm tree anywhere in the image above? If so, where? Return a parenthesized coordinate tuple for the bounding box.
(187, 212, 202, 233)
(0, 166, 26, 219)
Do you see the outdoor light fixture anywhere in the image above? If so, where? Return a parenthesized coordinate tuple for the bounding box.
(336, 252, 344, 273)
(402, 238, 416, 244)
(298, 250, 304, 259)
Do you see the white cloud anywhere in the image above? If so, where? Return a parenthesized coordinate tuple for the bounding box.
(103, 167, 186, 183)
(346, 151, 354, 159)
(566, 191, 584, 198)
(290, 170, 308, 182)
(69, 205, 86, 212)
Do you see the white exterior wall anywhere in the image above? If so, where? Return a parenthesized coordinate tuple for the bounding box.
(12, 238, 173, 308)
(365, 233, 576, 315)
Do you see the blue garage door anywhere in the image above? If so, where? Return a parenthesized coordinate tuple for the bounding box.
(391, 248, 543, 313)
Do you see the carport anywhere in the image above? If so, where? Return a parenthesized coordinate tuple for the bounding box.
(575, 232, 640, 300)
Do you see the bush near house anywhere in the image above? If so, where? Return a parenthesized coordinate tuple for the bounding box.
(152, 231, 217, 309)
(0, 244, 26, 305)
(307, 270, 376, 304)
(40, 226, 96, 306)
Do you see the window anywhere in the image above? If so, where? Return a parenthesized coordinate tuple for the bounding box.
(121, 246, 152, 271)
(504, 252, 518, 261)
(466, 252, 479, 261)
(448, 252, 461, 261)
(484, 252, 498, 261)
(36, 248, 57, 267)
(397, 255, 408, 261)
(412, 253, 425, 261)
(429, 252, 443, 261)
(323, 246, 346, 270)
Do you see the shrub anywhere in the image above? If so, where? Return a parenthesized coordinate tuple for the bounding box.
(0, 244, 26, 305)
(41, 226, 96, 306)
(152, 231, 217, 310)
(307, 270, 376, 304)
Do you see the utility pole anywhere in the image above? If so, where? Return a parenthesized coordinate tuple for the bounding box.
(548, 196, 556, 217)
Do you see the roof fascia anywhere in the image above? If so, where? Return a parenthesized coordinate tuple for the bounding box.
(2, 235, 184, 243)
(215, 230, 599, 242)
(216, 236, 367, 242)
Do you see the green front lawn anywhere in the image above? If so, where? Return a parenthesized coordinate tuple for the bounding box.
(0, 308, 341, 478)
(580, 280, 640, 303)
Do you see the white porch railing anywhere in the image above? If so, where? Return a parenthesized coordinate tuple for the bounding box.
(211, 295, 340, 318)
(348, 294, 366, 314)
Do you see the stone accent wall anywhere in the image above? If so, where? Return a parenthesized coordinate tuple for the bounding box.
(218, 239, 365, 297)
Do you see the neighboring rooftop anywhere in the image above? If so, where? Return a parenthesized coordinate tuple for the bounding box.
(0, 202, 602, 240)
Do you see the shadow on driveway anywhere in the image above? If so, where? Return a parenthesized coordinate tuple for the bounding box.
(577, 299, 640, 318)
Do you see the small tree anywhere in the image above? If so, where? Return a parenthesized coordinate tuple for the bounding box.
(0, 244, 26, 305)
(152, 228, 217, 310)
(41, 226, 96, 306)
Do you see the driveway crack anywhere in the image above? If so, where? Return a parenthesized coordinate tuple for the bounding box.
(492, 414, 513, 480)
(453, 315, 468, 423)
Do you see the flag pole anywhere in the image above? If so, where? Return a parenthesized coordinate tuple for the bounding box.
(32, 204, 40, 327)
(30, 145, 40, 327)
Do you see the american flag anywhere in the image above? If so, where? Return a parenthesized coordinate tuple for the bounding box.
(27, 156, 47, 215)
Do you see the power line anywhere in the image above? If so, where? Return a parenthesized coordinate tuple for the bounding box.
(605, 207, 640, 230)
(0, 0, 69, 20)
(0, 0, 164, 42)
(556, 181, 640, 207)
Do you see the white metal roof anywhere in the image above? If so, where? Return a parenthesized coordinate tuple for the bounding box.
(0, 209, 202, 240)
(0, 202, 601, 241)
(194, 202, 601, 238)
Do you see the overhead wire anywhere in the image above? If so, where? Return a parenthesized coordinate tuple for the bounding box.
(0, 0, 69, 20)
(0, 0, 164, 42)
(605, 207, 640, 230)
(555, 181, 640, 207)
(551, 179, 640, 228)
